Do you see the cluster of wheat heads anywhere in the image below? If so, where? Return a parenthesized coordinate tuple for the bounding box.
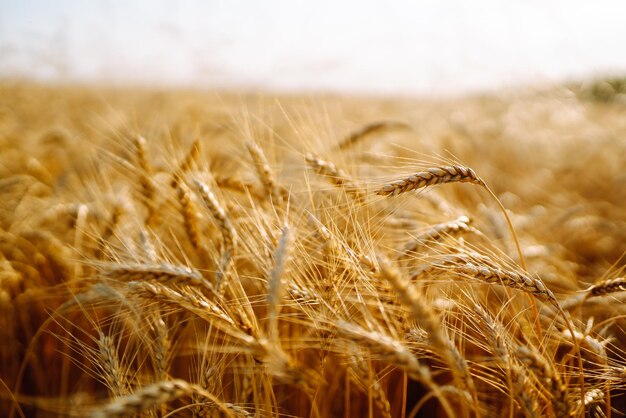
(1, 82, 626, 417)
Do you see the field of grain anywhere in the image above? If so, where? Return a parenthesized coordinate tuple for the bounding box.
(1, 81, 626, 417)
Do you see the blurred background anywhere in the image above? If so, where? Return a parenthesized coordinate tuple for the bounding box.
(1, 0, 626, 97)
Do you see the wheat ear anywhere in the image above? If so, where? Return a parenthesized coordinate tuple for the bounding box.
(246, 141, 283, 205)
(128, 281, 235, 328)
(96, 203, 123, 258)
(517, 346, 572, 417)
(337, 320, 455, 418)
(473, 304, 539, 417)
(194, 179, 237, 256)
(175, 182, 210, 263)
(336, 120, 411, 150)
(102, 262, 211, 290)
(376, 165, 484, 196)
(347, 357, 392, 418)
(337, 321, 429, 383)
(400, 215, 473, 255)
(194, 179, 238, 292)
(576, 388, 605, 416)
(152, 316, 171, 381)
(510, 362, 541, 418)
(133, 135, 157, 225)
(170, 138, 201, 188)
(195, 402, 254, 417)
(586, 277, 626, 299)
(305, 152, 364, 201)
(455, 262, 556, 301)
(216, 176, 264, 199)
(267, 226, 290, 342)
(376, 257, 478, 412)
(96, 332, 124, 397)
(249, 337, 318, 401)
(88, 379, 236, 418)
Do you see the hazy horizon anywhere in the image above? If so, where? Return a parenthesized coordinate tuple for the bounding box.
(2, 0, 626, 96)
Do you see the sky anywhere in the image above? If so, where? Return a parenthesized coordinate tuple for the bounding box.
(1, 0, 625, 96)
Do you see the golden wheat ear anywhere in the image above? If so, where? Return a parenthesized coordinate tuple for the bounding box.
(454, 262, 556, 301)
(88, 379, 243, 418)
(585, 277, 626, 299)
(170, 138, 201, 188)
(399, 215, 473, 256)
(376, 256, 479, 414)
(335, 120, 412, 151)
(193, 178, 238, 292)
(132, 135, 157, 226)
(336, 320, 456, 418)
(516, 346, 573, 417)
(376, 165, 484, 196)
(305, 152, 364, 201)
(246, 140, 284, 206)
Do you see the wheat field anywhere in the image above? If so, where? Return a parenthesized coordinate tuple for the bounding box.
(1, 80, 626, 417)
